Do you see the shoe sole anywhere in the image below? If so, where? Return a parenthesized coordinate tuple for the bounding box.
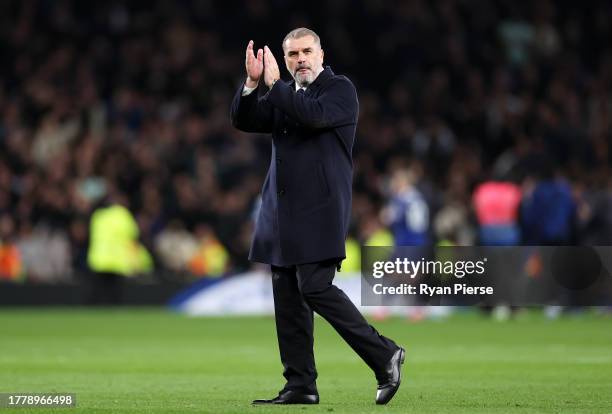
(252, 401, 319, 405)
(252, 396, 319, 405)
(376, 347, 405, 405)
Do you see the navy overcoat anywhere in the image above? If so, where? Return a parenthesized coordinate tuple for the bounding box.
(230, 66, 358, 266)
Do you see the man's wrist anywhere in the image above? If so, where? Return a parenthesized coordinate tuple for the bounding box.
(245, 77, 259, 89)
(269, 78, 279, 88)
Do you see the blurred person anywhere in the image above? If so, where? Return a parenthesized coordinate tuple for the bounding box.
(520, 166, 577, 319)
(380, 169, 432, 321)
(230, 28, 404, 405)
(498, 11, 534, 66)
(0, 215, 23, 281)
(472, 179, 522, 245)
(472, 176, 522, 320)
(154, 220, 199, 273)
(359, 214, 400, 321)
(16, 224, 72, 283)
(520, 166, 576, 245)
(339, 235, 361, 275)
(87, 191, 153, 305)
(187, 224, 229, 277)
(381, 169, 430, 246)
(0, 243, 21, 281)
(433, 200, 474, 246)
(361, 213, 396, 315)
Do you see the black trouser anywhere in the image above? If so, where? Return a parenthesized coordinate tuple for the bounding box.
(271, 259, 398, 394)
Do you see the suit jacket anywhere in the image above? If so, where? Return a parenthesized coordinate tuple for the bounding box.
(230, 66, 358, 266)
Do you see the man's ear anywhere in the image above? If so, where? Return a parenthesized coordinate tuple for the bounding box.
(321, 49, 324, 63)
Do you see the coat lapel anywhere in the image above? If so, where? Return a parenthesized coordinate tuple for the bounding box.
(304, 66, 333, 96)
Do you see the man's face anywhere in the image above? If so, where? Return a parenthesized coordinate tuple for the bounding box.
(283, 35, 324, 87)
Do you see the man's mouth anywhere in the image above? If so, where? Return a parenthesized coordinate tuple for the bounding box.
(297, 68, 310, 74)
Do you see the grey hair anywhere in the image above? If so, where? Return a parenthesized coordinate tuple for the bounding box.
(282, 28, 322, 52)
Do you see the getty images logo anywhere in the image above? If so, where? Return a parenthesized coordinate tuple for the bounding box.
(372, 257, 488, 279)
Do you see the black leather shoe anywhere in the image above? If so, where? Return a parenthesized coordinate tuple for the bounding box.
(252, 389, 319, 405)
(375, 347, 405, 405)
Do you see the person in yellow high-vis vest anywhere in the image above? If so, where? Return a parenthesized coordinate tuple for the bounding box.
(87, 196, 153, 304)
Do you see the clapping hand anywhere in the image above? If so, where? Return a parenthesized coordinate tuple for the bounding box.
(245, 40, 263, 88)
(263, 46, 280, 88)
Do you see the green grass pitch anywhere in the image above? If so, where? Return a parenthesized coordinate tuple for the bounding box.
(1, 308, 611, 413)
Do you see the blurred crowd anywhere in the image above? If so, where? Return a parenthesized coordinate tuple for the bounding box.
(1, 0, 611, 282)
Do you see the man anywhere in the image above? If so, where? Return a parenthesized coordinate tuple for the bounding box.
(87, 191, 153, 304)
(380, 169, 430, 319)
(230, 28, 404, 405)
(381, 169, 430, 246)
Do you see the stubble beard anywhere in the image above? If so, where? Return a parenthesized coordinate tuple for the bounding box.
(295, 69, 313, 88)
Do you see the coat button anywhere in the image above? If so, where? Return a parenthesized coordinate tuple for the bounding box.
(276, 158, 282, 165)
(277, 189, 285, 196)
(283, 128, 287, 134)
